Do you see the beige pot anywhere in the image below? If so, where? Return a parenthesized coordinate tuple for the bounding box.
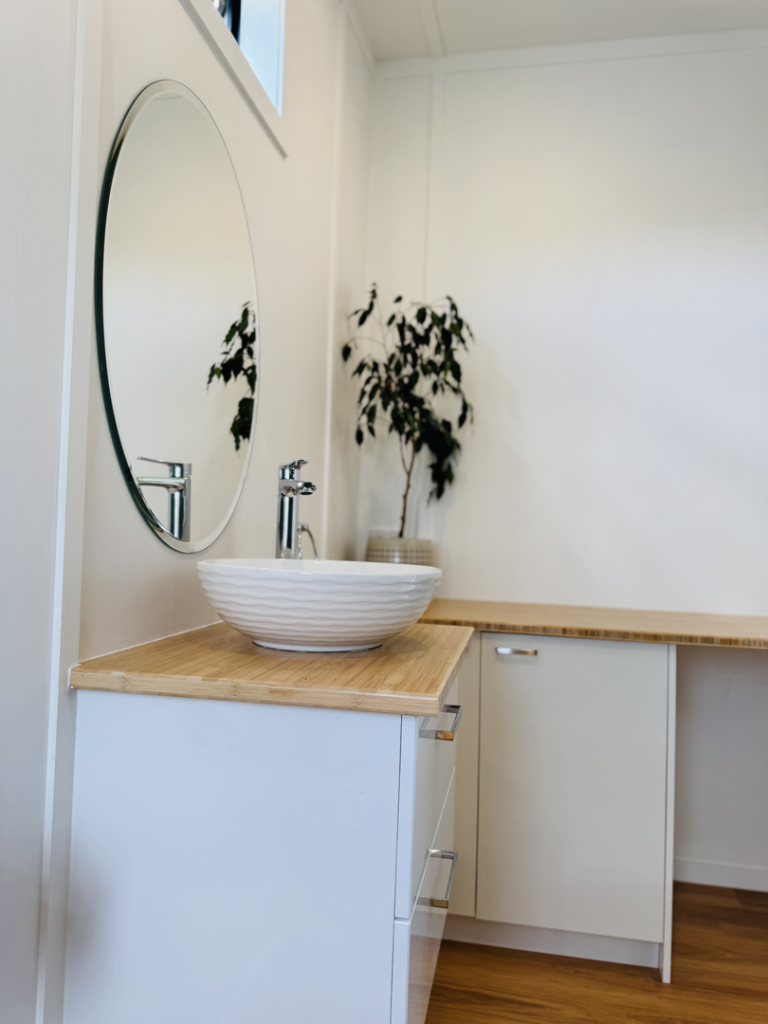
(365, 535, 436, 567)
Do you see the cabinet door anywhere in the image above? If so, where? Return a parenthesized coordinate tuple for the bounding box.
(66, 693, 403, 1024)
(477, 634, 669, 943)
(450, 631, 480, 918)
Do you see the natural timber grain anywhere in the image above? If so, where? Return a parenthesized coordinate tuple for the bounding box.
(70, 621, 473, 716)
(426, 884, 768, 1024)
(421, 598, 768, 649)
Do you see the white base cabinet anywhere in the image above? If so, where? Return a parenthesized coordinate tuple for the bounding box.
(62, 627, 677, 1018)
(450, 632, 676, 981)
(64, 668, 460, 1024)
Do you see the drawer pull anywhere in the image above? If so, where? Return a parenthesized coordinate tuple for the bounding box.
(496, 647, 538, 656)
(418, 850, 458, 909)
(419, 704, 463, 741)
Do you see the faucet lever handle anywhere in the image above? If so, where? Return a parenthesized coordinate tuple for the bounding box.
(138, 456, 191, 477)
(279, 459, 309, 481)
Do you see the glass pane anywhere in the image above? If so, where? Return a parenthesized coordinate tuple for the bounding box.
(238, 0, 284, 113)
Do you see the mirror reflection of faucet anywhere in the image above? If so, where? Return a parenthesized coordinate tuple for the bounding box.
(136, 457, 191, 543)
(276, 460, 318, 560)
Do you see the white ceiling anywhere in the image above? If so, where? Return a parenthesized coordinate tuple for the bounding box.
(352, 0, 768, 61)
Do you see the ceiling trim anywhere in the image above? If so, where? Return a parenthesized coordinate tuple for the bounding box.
(376, 25, 768, 79)
(416, 0, 446, 59)
(343, 0, 376, 75)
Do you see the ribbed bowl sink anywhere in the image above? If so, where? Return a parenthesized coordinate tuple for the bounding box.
(197, 558, 441, 652)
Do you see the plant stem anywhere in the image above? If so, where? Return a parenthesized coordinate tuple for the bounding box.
(399, 442, 417, 538)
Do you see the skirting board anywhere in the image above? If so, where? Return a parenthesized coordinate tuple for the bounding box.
(443, 916, 660, 970)
(674, 858, 768, 893)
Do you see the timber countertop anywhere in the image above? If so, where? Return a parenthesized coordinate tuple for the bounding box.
(420, 598, 768, 649)
(69, 621, 473, 716)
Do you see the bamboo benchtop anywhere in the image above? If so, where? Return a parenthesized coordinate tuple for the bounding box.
(69, 621, 473, 716)
(420, 599, 768, 650)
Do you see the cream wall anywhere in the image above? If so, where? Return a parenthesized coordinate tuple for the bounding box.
(80, 0, 371, 658)
(324, 17, 373, 559)
(361, 32, 768, 888)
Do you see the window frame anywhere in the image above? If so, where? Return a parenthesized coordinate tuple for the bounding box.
(179, 0, 288, 157)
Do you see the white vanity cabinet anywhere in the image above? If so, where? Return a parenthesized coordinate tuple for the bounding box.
(448, 631, 676, 981)
(64, 669, 461, 1024)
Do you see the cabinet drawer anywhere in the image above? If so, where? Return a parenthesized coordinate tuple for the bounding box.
(477, 633, 669, 943)
(392, 772, 456, 1024)
(395, 670, 459, 919)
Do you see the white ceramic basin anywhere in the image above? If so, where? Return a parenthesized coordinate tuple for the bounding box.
(197, 558, 441, 652)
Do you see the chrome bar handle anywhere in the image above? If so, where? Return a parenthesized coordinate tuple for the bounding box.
(418, 850, 458, 909)
(496, 647, 538, 656)
(419, 704, 462, 741)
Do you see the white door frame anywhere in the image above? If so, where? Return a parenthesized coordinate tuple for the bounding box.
(36, 1, 104, 1020)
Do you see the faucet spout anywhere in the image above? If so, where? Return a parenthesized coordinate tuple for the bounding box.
(136, 457, 191, 542)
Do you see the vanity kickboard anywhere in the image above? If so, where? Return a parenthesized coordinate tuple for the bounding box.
(70, 621, 473, 716)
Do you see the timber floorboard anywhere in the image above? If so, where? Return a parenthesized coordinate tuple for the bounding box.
(425, 884, 768, 1024)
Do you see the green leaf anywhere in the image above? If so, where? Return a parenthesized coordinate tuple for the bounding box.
(230, 395, 254, 451)
(208, 302, 259, 450)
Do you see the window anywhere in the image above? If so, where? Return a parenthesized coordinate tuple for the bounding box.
(213, 0, 285, 114)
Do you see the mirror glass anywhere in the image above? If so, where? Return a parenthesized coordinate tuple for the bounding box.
(97, 81, 258, 552)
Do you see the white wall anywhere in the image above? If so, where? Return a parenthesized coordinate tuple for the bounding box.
(361, 32, 768, 888)
(0, 2, 76, 1020)
(325, 16, 374, 559)
(80, 0, 371, 658)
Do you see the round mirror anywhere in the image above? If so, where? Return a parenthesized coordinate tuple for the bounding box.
(96, 80, 259, 552)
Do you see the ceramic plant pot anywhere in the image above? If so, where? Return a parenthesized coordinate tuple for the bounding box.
(365, 534, 436, 567)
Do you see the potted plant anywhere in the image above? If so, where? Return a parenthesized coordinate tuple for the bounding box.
(342, 285, 474, 565)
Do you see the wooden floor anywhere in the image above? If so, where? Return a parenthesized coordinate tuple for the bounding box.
(426, 885, 768, 1024)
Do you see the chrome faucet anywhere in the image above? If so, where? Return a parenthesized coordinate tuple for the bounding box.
(136, 457, 191, 542)
(276, 460, 318, 559)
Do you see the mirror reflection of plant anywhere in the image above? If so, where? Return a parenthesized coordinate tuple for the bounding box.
(207, 302, 257, 451)
(342, 284, 474, 538)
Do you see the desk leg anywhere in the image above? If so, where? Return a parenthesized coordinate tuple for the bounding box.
(659, 644, 677, 984)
